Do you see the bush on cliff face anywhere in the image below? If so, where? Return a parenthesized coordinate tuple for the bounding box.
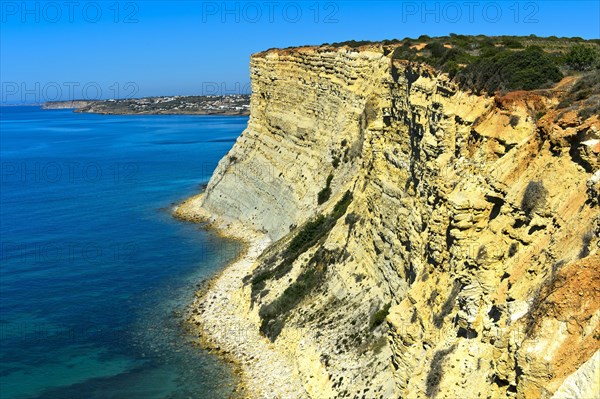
(370, 302, 391, 329)
(259, 254, 330, 340)
(250, 214, 331, 295)
(426, 345, 456, 397)
(317, 186, 332, 205)
(508, 242, 519, 257)
(432, 280, 462, 328)
(285, 191, 352, 263)
(579, 230, 594, 259)
(251, 190, 354, 298)
(317, 174, 334, 204)
(521, 180, 548, 216)
(259, 246, 341, 340)
(257, 192, 354, 341)
(285, 215, 331, 262)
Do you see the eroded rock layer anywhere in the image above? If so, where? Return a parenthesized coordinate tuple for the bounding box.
(184, 45, 600, 398)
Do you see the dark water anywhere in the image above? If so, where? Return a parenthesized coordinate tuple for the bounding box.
(0, 107, 246, 398)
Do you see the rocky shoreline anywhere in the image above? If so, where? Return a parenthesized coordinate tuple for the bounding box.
(173, 194, 306, 399)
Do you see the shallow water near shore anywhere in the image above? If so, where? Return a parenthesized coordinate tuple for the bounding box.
(0, 107, 247, 399)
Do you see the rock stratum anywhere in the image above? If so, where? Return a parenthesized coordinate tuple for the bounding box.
(176, 45, 600, 398)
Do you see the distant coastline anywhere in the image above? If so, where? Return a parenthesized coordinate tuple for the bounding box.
(42, 94, 250, 116)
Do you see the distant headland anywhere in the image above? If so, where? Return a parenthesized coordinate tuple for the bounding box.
(42, 95, 250, 115)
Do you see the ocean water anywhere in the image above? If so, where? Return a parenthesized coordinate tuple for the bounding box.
(0, 106, 247, 399)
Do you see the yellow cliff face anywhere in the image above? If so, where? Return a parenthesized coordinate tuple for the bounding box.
(181, 45, 600, 399)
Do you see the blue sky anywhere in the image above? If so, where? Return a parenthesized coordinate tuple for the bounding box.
(1, 1, 599, 103)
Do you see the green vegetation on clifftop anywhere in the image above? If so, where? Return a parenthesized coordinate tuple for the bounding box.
(321, 35, 599, 94)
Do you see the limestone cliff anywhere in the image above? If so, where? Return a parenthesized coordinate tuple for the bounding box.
(179, 45, 600, 398)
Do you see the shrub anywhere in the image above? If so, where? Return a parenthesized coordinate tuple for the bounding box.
(556, 70, 600, 112)
(521, 180, 548, 216)
(386, 36, 597, 94)
(256, 192, 354, 340)
(426, 346, 456, 397)
(457, 46, 563, 93)
(259, 246, 340, 340)
(578, 104, 600, 121)
(426, 42, 447, 59)
(411, 308, 418, 323)
(286, 215, 329, 259)
(501, 37, 524, 49)
(331, 40, 374, 48)
(252, 191, 354, 291)
(508, 242, 518, 257)
(427, 289, 439, 306)
(370, 302, 391, 329)
(433, 280, 461, 328)
(252, 216, 330, 295)
(371, 335, 388, 355)
(565, 44, 600, 71)
(509, 115, 520, 127)
(317, 186, 332, 204)
(332, 190, 353, 219)
(332, 156, 340, 169)
(344, 212, 360, 226)
(525, 264, 566, 336)
(317, 174, 334, 204)
(251, 268, 274, 290)
(287, 191, 352, 264)
(391, 46, 417, 61)
(579, 230, 594, 259)
(259, 260, 328, 340)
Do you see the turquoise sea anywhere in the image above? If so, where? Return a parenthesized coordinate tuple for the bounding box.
(0, 106, 246, 398)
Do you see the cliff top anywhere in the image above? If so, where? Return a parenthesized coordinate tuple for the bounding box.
(255, 35, 599, 95)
